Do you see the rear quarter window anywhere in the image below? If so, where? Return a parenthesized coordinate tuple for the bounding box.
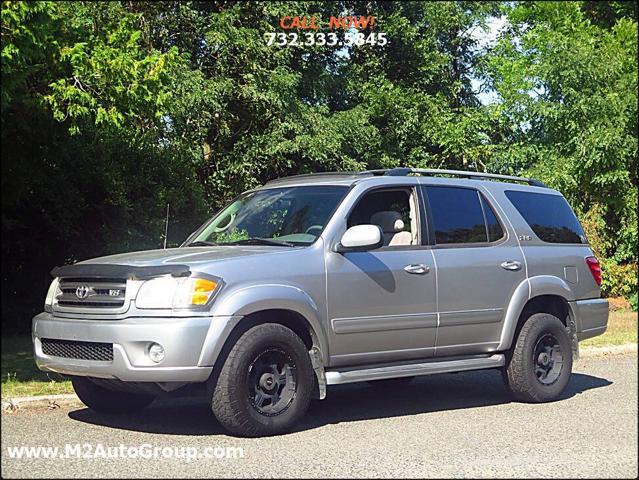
(505, 190, 587, 244)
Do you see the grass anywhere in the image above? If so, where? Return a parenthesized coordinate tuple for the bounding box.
(1, 336, 72, 398)
(1, 309, 636, 399)
(581, 309, 638, 348)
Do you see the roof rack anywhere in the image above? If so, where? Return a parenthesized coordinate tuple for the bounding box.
(265, 168, 548, 188)
(363, 168, 548, 188)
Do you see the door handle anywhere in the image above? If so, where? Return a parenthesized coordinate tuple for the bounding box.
(404, 264, 430, 275)
(501, 260, 522, 271)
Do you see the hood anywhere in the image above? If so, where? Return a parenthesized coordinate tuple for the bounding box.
(79, 245, 290, 268)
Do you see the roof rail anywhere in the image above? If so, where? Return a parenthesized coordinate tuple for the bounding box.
(363, 167, 548, 188)
(264, 168, 548, 188)
(265, 171, 369, 185)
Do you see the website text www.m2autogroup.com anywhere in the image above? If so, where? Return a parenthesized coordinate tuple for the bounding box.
(4, 443, 245, 462)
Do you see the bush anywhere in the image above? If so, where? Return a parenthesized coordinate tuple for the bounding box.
(600, 260, 638, 298)
(630, 293, 638, 312)
(581, 205, 637, 299)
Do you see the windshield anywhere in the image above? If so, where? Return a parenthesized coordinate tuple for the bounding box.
(188, 186, 348, 246)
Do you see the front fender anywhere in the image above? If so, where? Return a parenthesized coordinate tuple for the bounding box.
(197, 284, 328, 367)
(497, 275, 575, 351)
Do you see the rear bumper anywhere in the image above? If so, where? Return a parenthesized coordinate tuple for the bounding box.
(572, 298, 609, 341)
(32, 312, 217, 382)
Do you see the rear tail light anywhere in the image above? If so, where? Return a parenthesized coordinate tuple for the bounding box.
(585, 256, 602, 286)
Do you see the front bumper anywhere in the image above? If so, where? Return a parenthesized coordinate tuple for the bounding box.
(572, 298, 609, 341)
(32, 312, 218, 382)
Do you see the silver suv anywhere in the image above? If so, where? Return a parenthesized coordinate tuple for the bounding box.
(33, 168, 609, 436)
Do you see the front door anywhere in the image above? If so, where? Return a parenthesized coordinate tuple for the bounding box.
(326, 187, 438, 367)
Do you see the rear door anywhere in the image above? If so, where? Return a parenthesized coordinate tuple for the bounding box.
(421, 184, 527, 357)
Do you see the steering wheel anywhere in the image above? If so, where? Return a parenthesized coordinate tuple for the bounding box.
(305, 225, 323, 236)
(213, 213, 236, 233)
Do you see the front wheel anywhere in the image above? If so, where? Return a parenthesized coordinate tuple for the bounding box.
(503, 313, 573, 403)
(209, 323, 314, 437)
(72, 377, 155, 413)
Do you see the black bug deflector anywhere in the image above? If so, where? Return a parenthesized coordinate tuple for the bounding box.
(50, 263, 191, 280)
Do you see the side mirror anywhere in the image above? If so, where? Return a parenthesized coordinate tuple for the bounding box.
(335, 225, 383, 253)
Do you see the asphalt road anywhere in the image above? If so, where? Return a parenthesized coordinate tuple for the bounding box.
(2, 355, 637, 478)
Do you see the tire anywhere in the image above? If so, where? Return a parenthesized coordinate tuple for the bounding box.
(209, 323, 314, 437)
(72, 377, 155, 413)
(367, 376, 414, 388)
(503, 312, 573, 403)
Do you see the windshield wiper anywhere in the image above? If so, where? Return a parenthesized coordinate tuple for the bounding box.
(226, 237, 296, 247)
(186, 240, 218, 247)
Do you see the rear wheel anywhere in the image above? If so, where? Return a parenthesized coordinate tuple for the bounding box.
(72, 377, 155, 413)
(503, 313, 573, 402)
(209, 323, 313, 437)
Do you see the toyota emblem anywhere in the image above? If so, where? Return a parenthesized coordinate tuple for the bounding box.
(75, 285, 91, 300)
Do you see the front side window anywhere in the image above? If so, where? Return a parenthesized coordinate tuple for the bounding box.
(505, 190, 587, 244)
(348, 188, 419, 247)
(424, 186, 504, 245)
(189, 186, 347, 246)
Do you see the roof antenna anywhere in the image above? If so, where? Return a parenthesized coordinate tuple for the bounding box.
(163, 203, 170, 249)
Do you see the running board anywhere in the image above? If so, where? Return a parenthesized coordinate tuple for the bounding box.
(325, 354, 505, 385)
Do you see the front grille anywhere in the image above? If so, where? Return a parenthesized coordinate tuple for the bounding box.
(41, 338, 113, 362)
(56, 277, 127, 309)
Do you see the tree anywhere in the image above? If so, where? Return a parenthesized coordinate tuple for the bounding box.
(484, 1, 637, 295)
(1, 1, 636, 333)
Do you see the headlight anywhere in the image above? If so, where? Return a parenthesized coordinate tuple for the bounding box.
(44, 278, 60, 312)
(135, 276, 221, 309)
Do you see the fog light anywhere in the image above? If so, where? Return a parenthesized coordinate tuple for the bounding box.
(148, 343, 165, 363)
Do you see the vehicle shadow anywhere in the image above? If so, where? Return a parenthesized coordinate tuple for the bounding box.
(68, 369, 612, 437)
(69, 370, 612, 435)
(343, 252, 396, 292)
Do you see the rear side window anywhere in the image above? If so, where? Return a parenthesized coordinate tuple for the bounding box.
(424, 186, 504, 244)
(505, 190, 586, 244)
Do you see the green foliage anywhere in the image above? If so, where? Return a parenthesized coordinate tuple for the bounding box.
(215, 229, 250, 244)
(1, 1, 208, 331)
(1, 0, 637, 332)
(630, 293, 638, 312)
(45, 8, 179, 134)
(600, 260, 638, 299)
(1, 1, 58, 109)
(485, 2, 637, 268)
(484, 1, 637, 296)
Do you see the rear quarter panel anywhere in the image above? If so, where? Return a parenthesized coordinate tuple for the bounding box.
(522, 245, 600, 300)
(485, 183, 600, 301)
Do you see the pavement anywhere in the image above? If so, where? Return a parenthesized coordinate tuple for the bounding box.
(1, 355, 637, 478)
